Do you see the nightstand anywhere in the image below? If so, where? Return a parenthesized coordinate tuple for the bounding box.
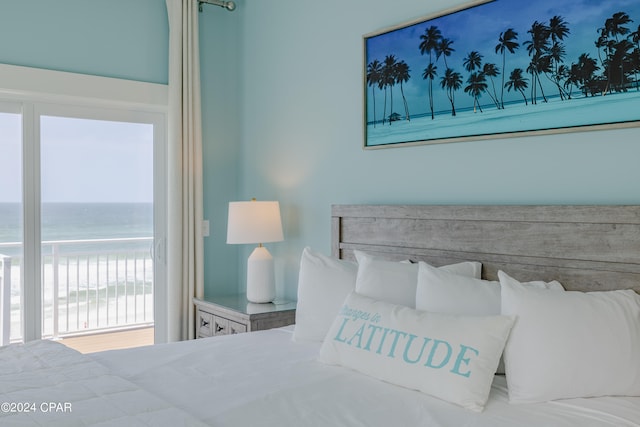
(194, 295, 296, 338)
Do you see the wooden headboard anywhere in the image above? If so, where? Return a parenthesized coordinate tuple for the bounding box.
(332, 205, 640, 293)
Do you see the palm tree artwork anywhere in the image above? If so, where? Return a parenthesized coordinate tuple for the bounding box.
(482, 62, 502, 109)
(465, 72, 488, 113)
(463, 50, 483, 73)
(396, 60, 412, 121)
(366, 59, 382, 127)
(440, 68, 463, 115)
(382, 55, 398, 125)
(601, 12, 633, 92)
(436, 38, 455, 68)
(495, 28, 520, 108)
(548, 15, 571, 100)
(631, 25, 640, 90)
(524, 20, 551, 104)
(367, 56, 411, 126)
(364, 0, 640, 147)
(419, 25, 442, 120)
(505, 68, 529, 105)
(462, 51, 487, 112)
(422, 63, 438, 120)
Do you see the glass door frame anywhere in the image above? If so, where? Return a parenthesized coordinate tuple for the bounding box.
(0, 64, 168, 344)
(0, 100, 27, 344)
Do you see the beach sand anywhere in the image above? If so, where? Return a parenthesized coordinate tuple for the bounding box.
(367, 90, 640, 146)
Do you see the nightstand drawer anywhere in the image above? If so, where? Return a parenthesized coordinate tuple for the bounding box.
(212, 316, 248, 336)
(229, 320, 247, 335)
(193, 296, 296, 338)
(197, 310, 213, 337)
(212, 315, 229, 336)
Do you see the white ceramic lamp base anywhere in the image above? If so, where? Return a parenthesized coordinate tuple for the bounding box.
(246, 246, 276, 303)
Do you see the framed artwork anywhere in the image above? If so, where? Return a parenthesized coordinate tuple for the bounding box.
(363, 0, 640, 148)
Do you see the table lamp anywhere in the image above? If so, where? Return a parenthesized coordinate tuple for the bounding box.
(226, 199, 284, 303)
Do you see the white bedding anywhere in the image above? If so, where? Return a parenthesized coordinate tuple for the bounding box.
(1, 328, 638, 426)
(89, 326, 640, 427)
(0, 339, 207, 426)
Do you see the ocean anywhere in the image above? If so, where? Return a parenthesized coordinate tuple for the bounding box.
(0, 202, 153, 255)
(0, 203, 155, 337)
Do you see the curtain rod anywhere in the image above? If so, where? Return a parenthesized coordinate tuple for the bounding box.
(198, 0, 236, 12)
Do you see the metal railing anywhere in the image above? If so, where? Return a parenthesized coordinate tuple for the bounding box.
(0, 237, 154, 344)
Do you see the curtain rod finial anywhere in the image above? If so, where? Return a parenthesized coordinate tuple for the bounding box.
(199, 0, 236, 12)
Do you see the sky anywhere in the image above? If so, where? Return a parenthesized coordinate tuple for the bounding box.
(0, 113, 154, 203)
(365, 0, 640, 119)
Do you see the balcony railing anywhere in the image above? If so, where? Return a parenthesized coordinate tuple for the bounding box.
(0, 237, 154, 345)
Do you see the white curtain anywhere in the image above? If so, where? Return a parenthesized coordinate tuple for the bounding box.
(166, 0, 204, 341)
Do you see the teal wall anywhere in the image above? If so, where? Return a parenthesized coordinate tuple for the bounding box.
(198, 3, 242, 298)
(2, 0, 639, 302)
(237, 0, 640, 300)
(0, 0, 168, 83)
(0, 0, 242, 299)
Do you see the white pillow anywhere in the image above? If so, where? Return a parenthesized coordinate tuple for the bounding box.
(416, 265, 564, 374)
(497, 270, 564, 291)
(416, 262, 500, 315)
(293, 247, 357, 342)
(318, 292, 515, 412)
(500, 274, 640, 403)
(354, 250, 481, 308)
(416, 265, 564, 315)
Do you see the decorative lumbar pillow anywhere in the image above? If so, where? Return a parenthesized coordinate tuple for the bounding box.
(318, 292, 515, 412)
(354, 250, 481, 308)
(500, 273, 640, 403)
(293, 247, 357, 342)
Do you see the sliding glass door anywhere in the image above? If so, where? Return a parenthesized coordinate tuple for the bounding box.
(0, 102, 166, 347)
(40, 112, 157, 339)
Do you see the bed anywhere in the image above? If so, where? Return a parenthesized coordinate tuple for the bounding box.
(1, 205, 639, 426)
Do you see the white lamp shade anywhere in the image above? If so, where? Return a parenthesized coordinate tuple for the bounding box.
(226, 200, 284, 244)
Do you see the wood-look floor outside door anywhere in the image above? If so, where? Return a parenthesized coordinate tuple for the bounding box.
(60, 327, 154, 354)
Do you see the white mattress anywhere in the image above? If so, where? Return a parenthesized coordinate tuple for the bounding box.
(89, 326, 640, 427)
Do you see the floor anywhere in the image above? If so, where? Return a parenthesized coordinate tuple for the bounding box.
(60, 326, 154, 354)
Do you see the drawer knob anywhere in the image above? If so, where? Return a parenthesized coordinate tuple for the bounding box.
(216, 323, 225, 333)
(200, 318, 209, 328)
